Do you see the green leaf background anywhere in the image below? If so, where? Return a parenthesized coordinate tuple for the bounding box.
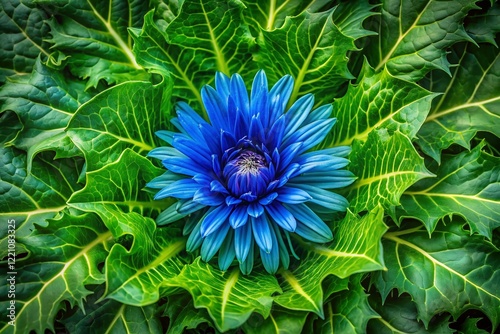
(1, 0, 499, 333)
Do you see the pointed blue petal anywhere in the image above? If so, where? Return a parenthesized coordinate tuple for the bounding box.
(210, 180, 229, 194)
(284, 93, 314, 138)
(215, 72, 231, 103)
(154, 178, 200, 199)
(156, 203, 187, 226)
(146, 172, 183, 189)
(251, 70, 268, 104)
(285, 203, 333, 241)
(201, 223, 230, 262)
(267, 74, 293, 125)
(277, 186, 312, 204)
(163, 156, 206, 176)
(193, 187, 225, 206)
(230, 73, 250, 115)
(218, 229, 235, 271)
(176, 199, 206, 215)
(283, 118, 336, 155)
(260, 235, 279, 274)
(202, 85, 229, 131)
(259, 192, 278, 205)
(293, 155, 349, 175)
(251, 214, 273, 253)
(229, 204, 248, 228)
(186, 219, 203, 252)
(290, 170, 357, 189)
(201, 205, 232, 237)
(304, 104, 332, 124)
(266, 202, 296, 232)
(271, 222, 290, 270)
(226, 196, 242, 206)
(235, 222, 252, 262)
(266, 115, 286, 148)
(148, 146, 184, 160)
(277, 142, 303, 173)
(239, 241, 254, 275)
(240, 192, 257, 202)
(288, 183, 349, 212)
(247, 202, 264, 218)
(155, 130, 175, 145)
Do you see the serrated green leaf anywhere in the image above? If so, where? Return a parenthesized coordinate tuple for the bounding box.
(416, 41, 500, 162)
(0, 58, 91, 152)
(0, 212, 110, 334)
(311, 277, 378, 334)
(256, 7, 360, 105)
(273, 207, 386, 316)
(0, 0, 51, 82)
(323, 62, 436, 147)
(63, 285, 163, 334)
(466, 2, 500, 46)
(397, 144, 500, 239)
(36, 0, 150, 88)
(366, 0, 477, 81)
(242, 307, 309, 334)
(150, 0, 183, 24)
(167, 258, 281, 332)
(345, 130, 433, 214)
(0, 146, 83, 257)
(458, 317, 491, 334)
(132, 0, 255, 113)
(374, 220, 500, 330)
(67, 79, 170, 172)
(367, 292, 453, 333)
(163, 292, 215, 334)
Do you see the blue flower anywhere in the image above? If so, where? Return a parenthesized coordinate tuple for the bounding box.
(148, 70, 356, 274)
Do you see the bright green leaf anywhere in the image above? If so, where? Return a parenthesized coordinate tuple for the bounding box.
(365, 0, 477, 81)
(374, 220, 500, 329)
(163, 292, 215, 334)
(67, 79, 171, 172)
(167, 258, 281, 332)
(0, 0, 51, 82)
(416, 41, 500, 162)
(344, 130, 433, 214)
(36, 0, 150, 88)
(323, 62, 436, 148)
(273, 207, 386, 316)
(242, 307, 309, 334)
(0, 212, 110, 334)
(397, 144, 500, 239)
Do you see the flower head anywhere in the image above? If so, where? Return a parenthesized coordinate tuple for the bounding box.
(148, 70, 355, 274)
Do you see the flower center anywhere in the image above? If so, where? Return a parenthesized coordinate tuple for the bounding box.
(235, 151, 266, 175)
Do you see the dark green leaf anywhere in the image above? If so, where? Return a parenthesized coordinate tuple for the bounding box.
(163, 293, 215, 334)
(465, 2, 500, 46)
(242, 307, 309, 334)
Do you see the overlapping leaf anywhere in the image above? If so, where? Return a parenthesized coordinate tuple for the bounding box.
(374, 220, 500, 329)
(344, 130, 433, 214)
(323, 62, 436, 147)
(273, 207, 386, 316)
(131, 0, 255, 112)
(0, 0, 50, 82)
(63, 285, 163, 334)
(256, 3, 373, 105)
(242, 308, 309, 334)
(397, 144, 500, 239)
(365, 0, 477, 81)
(465, 2, 500, 46)
(0, 58, 91, 155)
(163, 293, 215, 334)
(167, 258, 281, 332)
(416, 41, 500, 162)
(0, 213, 110, 334)
(0, 146, 82, 257)
(36, 0, 149, 88)
(67, 79, 170, 172)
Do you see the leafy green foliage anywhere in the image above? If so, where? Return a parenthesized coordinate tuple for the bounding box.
(1, 0, 499, 333)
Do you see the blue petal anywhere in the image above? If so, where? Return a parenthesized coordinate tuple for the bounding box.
(282, 118, 336, 155)
(220, 130, 237, 152)
(201, 222, 230, 262)
(146, 172, 183, 189)
(266, 202, 296, 232)
(154, 178, 201, 199)
(229, 204, 248, 228)
(230, 73, 250, 115)
(240, 192, 257, 202)
(288, 183, 349, 212)
(251, 214, 273, 253)
(285, 203, 333, 241)
(284, 93, 314, 138)
(176, 102, 215, 148)
(271, 222, 290, 270)
(235, 222, 252, 262)
(210, 180, 229, 194)
(304, 104, 332, 124)
(218, 228, 235, 271)
(226, 196, 242, 206)
(186, 219, 203, 252)
(251, 70, 268, 104)
(293, 155, 349, 175)
(193, 187, 225, 206)
(193, 173, 212, 186)
(277, 163, 300, 187)
(267, 74, 293, 125)
(202, 85, 229, 131)
(260, 226, 279, 274)
(212, 155, 222, 177)
(247, 202, 264, 218)
(173, 136, 212, 165)
(277, 142, 303, 173)
(290, 170, 357, 189)
(155, 130, 175, 145)
(183, 210, 205, 235)
(248, 114, 265, 143)
(215, 72, 231, 103)
(201, 205, 233, 237)
(239, 241, 254, 275)
(163, 156, 206, 176)
(176, 199, 206, 215)
(259, 192, 278, 205)
(277, 186, 312, 204)
(266, 115, 286, 148)
(148, 146, 184, 160)
(156, 203, 186, 225)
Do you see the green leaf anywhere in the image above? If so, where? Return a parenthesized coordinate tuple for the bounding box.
(67, 79, 170, 172)
(0, 110, 21, 145)
(374, 220, 500, 329)
(367, 292, 453, 333)
(242, 307, 309, 334)
(163, 292, 215, 334)
(365, 0, 477, 81)
(465, 2, 500, 46)
(273, 207, 386, 316)
(345, 130, 433, 214)
(0, 212, 110, 334)
(416, 41, 500, 162)
(167, 258, 281, 332)
(63, 285, 163, 334)
(132, 0, 255, 113)
(0, 146, 83, 257)
(0, 0, 51, 82)
(0, 58, 91, 153)
(458, 317, 491, 334)
(36, 0, 150, 88)
(397, 144, 500, 239)
(256, 6, 369, 105)
(324, 62, 436, 147)
(311, 277, 378, 334)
